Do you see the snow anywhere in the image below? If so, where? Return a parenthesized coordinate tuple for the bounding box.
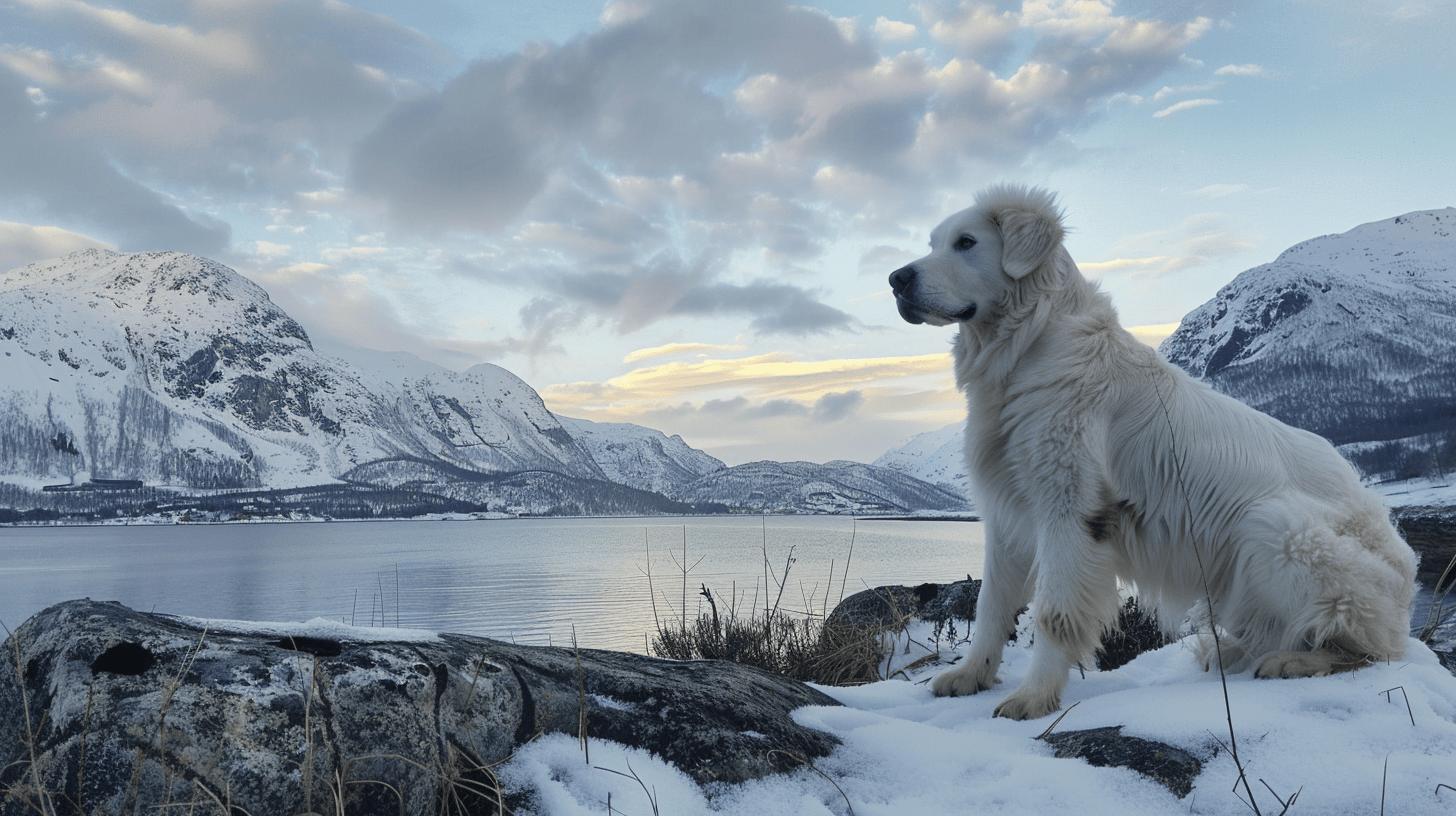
(0, 249, 603, 492)
(872, 422, 968, 496)
(1375, 477, 1456, 509)
(559, 415, 726, 496)
(501, 619, 1456, 815)
(165, 614, 442, 643)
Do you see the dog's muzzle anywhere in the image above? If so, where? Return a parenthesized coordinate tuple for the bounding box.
(889, 264, 976, 325)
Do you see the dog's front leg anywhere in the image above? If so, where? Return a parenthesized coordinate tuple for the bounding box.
(994, 515, 1119, 720)
(932, 516, 1031, 697)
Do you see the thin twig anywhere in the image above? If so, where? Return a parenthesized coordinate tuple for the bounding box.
(1150, 373, 1265, 815)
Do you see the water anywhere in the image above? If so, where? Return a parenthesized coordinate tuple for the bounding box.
(4, 516, 1447, 653)
(0, 516, 985, 652)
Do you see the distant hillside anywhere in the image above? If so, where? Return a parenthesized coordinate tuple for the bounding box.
(873, 422, 968, 496)
(1162, 208, 1456, 482)
(558, 416, 725, 497)
(672, 459, 970, 515)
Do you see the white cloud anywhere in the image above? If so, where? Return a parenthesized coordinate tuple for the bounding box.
(1153, 97, 1220, 118)
(873, 16, 917, 41)
(1190, 183, 1250, 199)
(1214, 63, 1265, 77)
(1151, 81, 1218, 102)
(253, 240, 291, 258)
(0, 221, 111, 270)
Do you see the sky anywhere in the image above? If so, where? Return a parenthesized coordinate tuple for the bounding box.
(1, 0, 1453, 465)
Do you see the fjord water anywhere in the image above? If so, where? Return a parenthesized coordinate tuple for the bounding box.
(0, 516, 985, 651)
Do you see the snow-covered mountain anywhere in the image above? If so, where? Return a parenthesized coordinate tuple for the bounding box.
(873, 422, 968, 495)
(0, 250, 601, 491)
(0, 249, 967, 517)
(1162, 208, 1456, 481)
(558, 417, 726, 497)
(673, 459, 970, 515)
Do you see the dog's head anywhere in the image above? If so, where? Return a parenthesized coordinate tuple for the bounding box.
(889, 184, 1065, 326)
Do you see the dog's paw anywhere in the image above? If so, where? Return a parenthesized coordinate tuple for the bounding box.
(992, 686, 1061, 720)
(931, 662, 998, 698)
(1254, 650, 1340, 679)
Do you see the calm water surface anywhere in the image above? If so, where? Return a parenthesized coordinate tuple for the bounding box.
(0, 516, 985, 651)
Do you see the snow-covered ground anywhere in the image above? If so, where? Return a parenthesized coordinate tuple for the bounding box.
(1376, 477, 1456, 509)
(502, 619, 1456, 815)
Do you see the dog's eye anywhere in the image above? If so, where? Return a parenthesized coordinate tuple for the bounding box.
(954, 234, 977, 251)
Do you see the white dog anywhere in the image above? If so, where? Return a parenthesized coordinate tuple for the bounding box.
(890, 185, 1418, 720)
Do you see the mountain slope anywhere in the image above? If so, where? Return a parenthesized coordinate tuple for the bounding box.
(673, 459, 970, 514)
(0, 250, 600, 490)
(1161, 208, 1456, 481)
(873, 422, 968, 495)
(558, 416, 725, 496)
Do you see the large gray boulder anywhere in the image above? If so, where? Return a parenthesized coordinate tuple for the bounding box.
(0, 600, 838, 815)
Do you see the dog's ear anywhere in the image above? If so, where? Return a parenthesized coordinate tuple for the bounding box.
(996, 207, 1064, 280)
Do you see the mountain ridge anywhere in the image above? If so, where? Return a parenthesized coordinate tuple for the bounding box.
(0, 249, 962, 517)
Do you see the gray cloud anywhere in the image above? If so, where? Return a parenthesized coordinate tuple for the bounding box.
(353, 0, 874, 231)
(0, 0, 1214, 364)
(2, 0, 449, 205)
(0, 75, 230, 254)
(812, 390, 864, 422)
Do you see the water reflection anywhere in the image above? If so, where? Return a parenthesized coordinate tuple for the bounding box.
(0, 516, 984, 651)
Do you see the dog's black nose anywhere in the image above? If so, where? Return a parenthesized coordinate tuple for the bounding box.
(889, 265, 916, 294)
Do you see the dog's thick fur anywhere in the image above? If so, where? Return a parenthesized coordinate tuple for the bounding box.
(894, 185, 1418, 720)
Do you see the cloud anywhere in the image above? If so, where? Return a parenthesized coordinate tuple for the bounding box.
(1214, 63, 1265, 77)
(253, 240, 291, 259)
(1151, 81, 1218, 102)
(347, 0, 1210, 344)
(1126, 321, 1180, 347)
(542, 351, 951, 412)
(1087, 214, 1256, 279)
(0, 221, 112, 271)
(1190, 183, 1251, 199)
(0, 74, 230, 253)
(872, 17, 918, 41)
(859, 244, 913, 276)
(1153, 97, 1220, 118)
(461, 253, 857, 337)
(3, 0, 448, 207)
(923, 2, 1019, 64)
(623, 342, 748, 363)
(249, 259, 522, 369)
(542, 349, 962, 463)
(812, 390, 864, 421)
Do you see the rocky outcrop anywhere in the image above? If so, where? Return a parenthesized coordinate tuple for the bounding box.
(0, 600, 838, 815)
(828, 581, 1169, 671)
(1394, 506, 1456, 580)
(1042, 726, 1202, 798)
(825, 578, 981, 631)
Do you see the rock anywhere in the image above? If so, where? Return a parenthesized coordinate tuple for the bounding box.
(830, 582, 1169, 669)
(826, 578, 981, 631)
(1394, 507, 1456, 581)
(1434, 649, 1456, 676)
(1042, 726, 1202, 797)
(0, 600, 838, 815)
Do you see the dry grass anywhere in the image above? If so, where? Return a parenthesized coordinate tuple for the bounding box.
(1416, 551, 1456, 644)
(644, 520, 898, 686)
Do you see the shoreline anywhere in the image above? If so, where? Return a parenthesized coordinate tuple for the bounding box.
(0, 510, 977, 530)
